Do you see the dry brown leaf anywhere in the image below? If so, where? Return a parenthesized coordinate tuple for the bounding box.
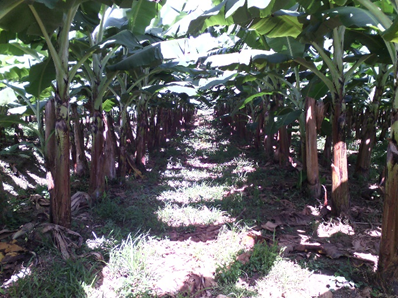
(277, 212, 312, 226)
(294, 243, 322, 253)
(0, 240, 29, 265)
(30, 194, 49, 208)
(322, 243, 345, 259)
(318, 291, 333, 298)
(71, 191, 91, 214)
(0, 229, 16, 240)
(261, 221, 279, 231)
(236, 251, 251, 265)
(126, 155, 145, 179)
(0, 240, 26, 254)
(279, 199, 296, 209)
(241, 235, 256, 249)
(352, 237, 368, 252)
(34, 223, 83, 260)
(12, 222, 36, 239)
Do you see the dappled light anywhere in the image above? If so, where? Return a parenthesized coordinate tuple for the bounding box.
(1, 0, 397, 296)
(0, 106, 385, 297)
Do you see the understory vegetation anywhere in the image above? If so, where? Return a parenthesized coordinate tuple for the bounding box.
(0, 111, 386, 297)
(2, 0, 398, 297)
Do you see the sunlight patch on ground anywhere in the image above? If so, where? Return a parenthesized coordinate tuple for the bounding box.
(317, 221, 355, 238)
(2, 267, 31, 289)
(254, 258, 362, 298)
(156, 203, 229, 226)
(256, 259, 313, 298)
(158, 182, 225, 203)
(162, 168, 219, 184)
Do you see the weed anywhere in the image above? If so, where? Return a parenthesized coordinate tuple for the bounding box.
(213, 224, 247, 266)
(241, 241, 280, 276)
(157, 202, 227, 226)
(94, 196, 124, 222)
(107, 233, 160, 297)
(213, 283, 258, 298)
(215, 241, 281, 287)
(256, 259, 313, 297)
(215, 261, 242, 285)
(5, 256, 100, 298)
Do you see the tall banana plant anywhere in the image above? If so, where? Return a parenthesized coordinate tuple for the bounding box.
(354, 0, 398, 290)
(0, 0, 133, 228)
(294, 2, 374, 217)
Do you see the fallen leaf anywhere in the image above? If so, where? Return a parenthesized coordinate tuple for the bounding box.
(277, 212, 312, 226)
(261, 221, 279, 231)
(236, 251, 251, 265)
(71, 191, 91, 214)
(241, 235, 256, 249)
(0, 229, 17, 240)
(319, 291, 333, 298)
(12, 222, 36, 239)
(352, 237, 368, 252)
(360, 286, 372, 298)
(0, 241, 26, 254)
(322, 243, 346, 259)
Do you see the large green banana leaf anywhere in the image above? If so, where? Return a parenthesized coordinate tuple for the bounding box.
(186, 0, 302, 37)
(25, 58, 56, 98)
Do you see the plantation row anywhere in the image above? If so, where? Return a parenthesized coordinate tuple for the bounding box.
(1, 0, 398, 292)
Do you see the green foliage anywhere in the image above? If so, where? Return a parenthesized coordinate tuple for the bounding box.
(107, 233, 159, 297)
(5, 256, 100, 298)
(241, 242, 280, 276)
(215, 241, 281, 286)
(215, 261, 242, 285)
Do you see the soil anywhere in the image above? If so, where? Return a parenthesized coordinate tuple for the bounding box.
(0, 110, 387, 297)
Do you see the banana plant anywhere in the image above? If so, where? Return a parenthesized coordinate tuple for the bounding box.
(354, 63, 392, 177)
(0, 0, 134, 228)
(354, 0, 398, 290)
(294, 2, 376, 217)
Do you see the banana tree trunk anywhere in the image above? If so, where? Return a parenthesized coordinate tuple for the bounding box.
(45, 98, 56, 223)
(154, 107, 162, 149)
(50, 94, 71, 228)
(379, 111, 390, 142)
(305, 97, 321, 199)
(255, 103, 264, 150)
(118, 108, 128, 179)
(136, 106, 147, 170)
(158, 108, 167, 147)
(277, 126, 289, 166)
(378, 77, 398, 292)
(71, 104, 88, 177)
(346, 105, 353, 139)
(103, 113, 117, 180)
(355, 111, 376, 177)
(147, 107, 156, 152)
(89, 110, 105, 199)
(331, 99, 349, 217)
(0, 173, 6, 222)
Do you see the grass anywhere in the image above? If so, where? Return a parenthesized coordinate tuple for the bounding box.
(215, 241, 281, 285)
(156, 202, 228, 226)
(1, 110, 387, 297)
(4, 254, 101, 298)
(106, 234, 160, 297)
(158, 181, 225, 203)
(256, 259, 313, 298)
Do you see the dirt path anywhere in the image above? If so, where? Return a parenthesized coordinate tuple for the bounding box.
(94, 110, 381, 297)
(1, 109, 383, 297)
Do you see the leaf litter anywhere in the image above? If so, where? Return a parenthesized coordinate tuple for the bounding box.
(0, 110, 384, 297)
